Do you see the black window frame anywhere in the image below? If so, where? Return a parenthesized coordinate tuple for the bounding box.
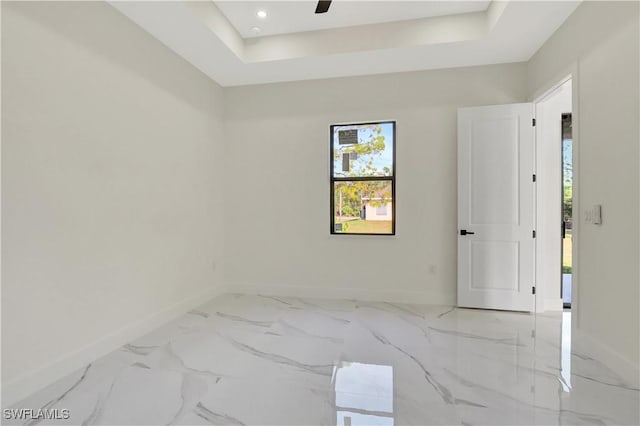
(330, 120, 396, 236)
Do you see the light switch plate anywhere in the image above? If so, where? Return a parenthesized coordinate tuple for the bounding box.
(584, 205, 602, 224)
(593, 204, 602, 225)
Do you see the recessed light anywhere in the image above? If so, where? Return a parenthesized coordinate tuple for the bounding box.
(256, 10, 267, 19)
(251, 26, 262, 34)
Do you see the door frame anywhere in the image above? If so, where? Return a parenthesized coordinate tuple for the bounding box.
(532, 69, 579, 325)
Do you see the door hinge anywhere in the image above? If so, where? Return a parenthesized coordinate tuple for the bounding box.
(532, 174, 536, 182)
(532, 230, 536, 238)
(532, 286, 536, 295)
(532, 118, 536, 126)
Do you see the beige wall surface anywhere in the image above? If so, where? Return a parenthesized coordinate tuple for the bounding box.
(1, 1, 226, 397)
(223, 63, 527, 303)
(528, 1, 639, 369)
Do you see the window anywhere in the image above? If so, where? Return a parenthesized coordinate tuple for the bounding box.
(330, 121, 396, 235)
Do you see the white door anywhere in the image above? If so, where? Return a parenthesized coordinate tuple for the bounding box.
(457, 103, 535, 311)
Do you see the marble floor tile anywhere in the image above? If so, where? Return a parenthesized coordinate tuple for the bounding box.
(5, 294, 639, 425)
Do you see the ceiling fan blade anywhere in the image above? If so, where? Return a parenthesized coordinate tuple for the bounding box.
(315, 0, 332, 14)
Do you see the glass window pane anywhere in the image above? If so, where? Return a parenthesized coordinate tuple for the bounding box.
(333, 180, 393, 235)
(333, 122, 394, 178)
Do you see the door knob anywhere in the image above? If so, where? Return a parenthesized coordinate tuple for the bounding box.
(460, 229, 475, 235)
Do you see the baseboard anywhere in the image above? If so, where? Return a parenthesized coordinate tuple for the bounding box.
(230, 282, 455, 306)
(544, 298, 564, 311)
(573, 328, 640, 388)
(1, 284, 228, 407)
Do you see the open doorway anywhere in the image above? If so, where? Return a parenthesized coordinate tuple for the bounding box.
(535, 77, 574, 390)
(561, 113, 573, 309)
(534, 77, 573, 313)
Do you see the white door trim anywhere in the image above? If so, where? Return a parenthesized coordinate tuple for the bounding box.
(532, 69, 579, 322)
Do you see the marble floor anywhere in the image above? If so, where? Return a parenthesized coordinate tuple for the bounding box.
(6, 294, 639, 425)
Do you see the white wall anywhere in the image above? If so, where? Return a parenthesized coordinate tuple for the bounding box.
(224, 63, 527, 304)
(535, 79, 572, 312)
(528, 1, 639, 378)
(1, 2, 226, 404)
